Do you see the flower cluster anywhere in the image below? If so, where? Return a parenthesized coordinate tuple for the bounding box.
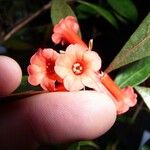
(28, 16, 137, 115)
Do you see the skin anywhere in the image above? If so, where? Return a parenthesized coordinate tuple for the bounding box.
(0, 56, 117, 150)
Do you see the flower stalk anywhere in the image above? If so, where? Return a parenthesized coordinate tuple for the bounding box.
(99, 72, 124, 102)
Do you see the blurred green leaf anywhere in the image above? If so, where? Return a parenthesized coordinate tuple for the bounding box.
(113, 11, 128, 24)
(15, 76, 41, 93)
(142, 145, 150, 150)
(106, 13, 150, 72)
(76, 4, 97, 19)
(141, 138, 150, 150)
(107, 0, 138, 22)
(51, 0, 76, 25)
(79, 141, 99, 149)
(3, 38, 33, 50)
(117, 115, 132, 124)
(135, 86, 150, 110)
(68, 142, 80, 150)
(115, 56, 150, 88)
(77, 0, 118, 28)
(68, 141, 99, 150)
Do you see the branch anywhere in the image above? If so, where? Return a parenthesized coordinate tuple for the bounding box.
(0, 1, 51, 43)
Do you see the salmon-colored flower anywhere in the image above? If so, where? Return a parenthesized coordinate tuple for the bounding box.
(99, 73, 137, 114)
(116, 86, 137, 114)
(27, 15, 137, 115)
(54, 44, 102, 91)
(52, 16, 87, 48)
(27, 48, 62, 91)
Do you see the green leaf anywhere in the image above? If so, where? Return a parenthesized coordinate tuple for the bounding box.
(3, 38, 33, 50)
(142, 145, 150, 150)
(68, 142, 80, 150)
(112, 11, 128, 24)
(141, 138, 150, 150)
(106, 13, 150, 73)
(15, 76, 41, 93)
(77, 0, 118, 28)
(51, 0, 76, 25)
(79, 141, 99, 149)
(76, 4, 97, 19)
(115, 56, 150, 88)
(135, 86, 150, 110)
(68, 141, 99, 150)
(107, 0, 138, 22)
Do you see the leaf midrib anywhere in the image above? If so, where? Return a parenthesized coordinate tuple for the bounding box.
(116, 35, 150, 67)
(119, 62, 150, 87)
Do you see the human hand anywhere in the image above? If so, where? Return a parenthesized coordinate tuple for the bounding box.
(0, 56, 116, 150)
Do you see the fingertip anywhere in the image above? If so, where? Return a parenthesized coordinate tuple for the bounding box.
(0, 56, 22, 96)
(22, 91, 117, 143)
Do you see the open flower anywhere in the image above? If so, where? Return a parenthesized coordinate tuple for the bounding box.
(27, 48, 62, 91)
(52, 16, 87, 48)
(54, 44, 102, 91)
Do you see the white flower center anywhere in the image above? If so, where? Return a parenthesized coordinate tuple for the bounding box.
(72, 63, 83, 75)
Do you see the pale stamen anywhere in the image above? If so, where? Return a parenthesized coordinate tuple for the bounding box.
(88, 39, 93, 50)
(72, 63, 83, 75)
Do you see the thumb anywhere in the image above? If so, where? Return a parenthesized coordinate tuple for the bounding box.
(0, 56, 22, 96)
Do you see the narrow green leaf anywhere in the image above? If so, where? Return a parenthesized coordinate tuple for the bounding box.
(51, 0, 76, 25)
(77, 0, 118, 28)
(68, 142, 80, 150)
(107, 0, 138, 22)
(115, 56, 150, 88)
(135, 86, 150, 110)
(113, 11, 128, 24)
(106, 13, 150, 72)
(79, 141, 99, 149)
(15, 76, 41, 93)
(76, 4, 97, 19)
(68, 141, 99, 150)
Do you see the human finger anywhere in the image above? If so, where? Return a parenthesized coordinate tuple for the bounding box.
(0, 91, 116, 149)
(0, 56, 22, 96)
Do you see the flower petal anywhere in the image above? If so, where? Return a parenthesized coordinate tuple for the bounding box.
(55, 65, 73, 79)
(53, 21, 63, 33)
(83, 51, 102, 71)
(64, 75, 84, 91)
(65, 16, 79, 32)
(122, 87, 137, 107)
(42, 48, 59, 60)
(30, 48, 46, 66)
(28, 74, 44, 86)
(65, 44, 86, 62)
(115, 101, 129, 115)
(27, 64, 43, 75)
(81, 71, 99, 89)
(51, 33, 62, 44)
(55, 54, 72, 68)
(40, 77, 55, 91)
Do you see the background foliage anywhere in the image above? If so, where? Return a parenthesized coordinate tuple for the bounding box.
(0, 0, 150, 149)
